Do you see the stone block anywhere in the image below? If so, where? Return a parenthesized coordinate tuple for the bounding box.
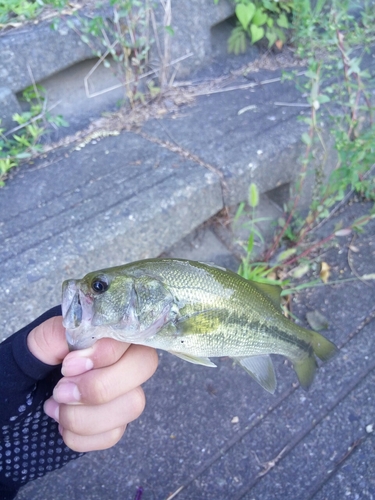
(0, 14, 100, 93)
(0, 87, 22, 131)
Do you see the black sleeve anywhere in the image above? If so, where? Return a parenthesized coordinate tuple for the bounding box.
(0, 306, 83, 499)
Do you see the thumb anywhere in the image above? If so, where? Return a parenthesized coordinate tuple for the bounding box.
(27, 316, 69, 366)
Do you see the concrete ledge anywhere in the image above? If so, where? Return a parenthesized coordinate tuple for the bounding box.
(0, 14, 98, 94)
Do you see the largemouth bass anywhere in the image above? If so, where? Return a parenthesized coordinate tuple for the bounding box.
(62, 258, 337, 393)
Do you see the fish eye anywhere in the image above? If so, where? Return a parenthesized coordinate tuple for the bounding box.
(91, 276, 109, 294)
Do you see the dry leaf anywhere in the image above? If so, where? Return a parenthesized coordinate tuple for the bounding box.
(275, 40, 284, 50)
(306, 310, 329, 331)
(335, 228, 352, 237)
(238, 105, 257, 115)
(320, 262, 331, 283)
(348, 244, 359, 252)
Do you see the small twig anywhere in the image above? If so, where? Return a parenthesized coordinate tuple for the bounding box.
(84, 42, 118, 98)
(150, 7, 163, 62)
(84, 53, 193, 98)
(27, 64, 43, 110)
(254, 446, 288, 478)
(192, 76, 284, 97)
(165, 485, 184, 500)
(274, 101, 311, 107)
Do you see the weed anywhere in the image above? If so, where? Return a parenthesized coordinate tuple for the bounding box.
(71, 0, 172, 107)
(0, 0, 68, 26)
(233, 1, 375, 293)
(0, 84, 68, 186)
(224, 0, 292, 53)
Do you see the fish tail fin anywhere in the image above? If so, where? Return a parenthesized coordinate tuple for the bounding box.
(292, 355, 317, 391)
(310, 329, 338, 361)
(293, 328, 338, 390)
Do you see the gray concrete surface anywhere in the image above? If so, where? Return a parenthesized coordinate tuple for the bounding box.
(0, 87, 22, 131)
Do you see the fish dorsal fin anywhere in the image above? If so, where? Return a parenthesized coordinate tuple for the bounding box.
(169, 351, 217, 367)
(251, 282, 282, 309)
(235, 355, 277, 394)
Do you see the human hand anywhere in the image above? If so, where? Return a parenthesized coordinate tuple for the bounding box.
(27, 316, 158, 453)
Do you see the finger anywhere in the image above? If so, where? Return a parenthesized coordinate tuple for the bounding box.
(48, 386, 145, 436)
(60, 425, 127, 453)
(27, 316, 68, 365)
(62, 338, 131, 377)
(53, 345, 158, 405)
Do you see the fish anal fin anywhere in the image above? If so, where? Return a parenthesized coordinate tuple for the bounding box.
(235, 355, 277, 394)
(293, 355, 317, 391)
(169, 351, 217, 367)
(251, 282, 282, 309)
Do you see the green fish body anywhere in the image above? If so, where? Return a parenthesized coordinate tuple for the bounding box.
(62, 258, 337, 393)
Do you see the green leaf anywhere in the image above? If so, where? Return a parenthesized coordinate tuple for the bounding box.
(318, 94, 330, 104)
(250, 24, 264, 43)
(164, 25, 174, 36)
(247, 233, 254, 254)
(228, 26, 247, 55)
(234, 201, 245, 223)
(265, 30, 277, 47)
(314, 0, 325, 16)
(301, 132, 312, 145)
(277, 247, 297, 262)
(262, 0, 278, 13)
(252, 8, 268, 27)
(276, 13, 289, 29)
(292, 263, 310, 279)
(248, 183, 259, 208)
(235, 3, 256, 30)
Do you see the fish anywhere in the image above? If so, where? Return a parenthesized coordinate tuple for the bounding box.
(62, 258, 337, 394)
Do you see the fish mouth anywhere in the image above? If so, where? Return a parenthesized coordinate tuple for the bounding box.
(62, 279, 94, 349)
(62, 279, 82, 329)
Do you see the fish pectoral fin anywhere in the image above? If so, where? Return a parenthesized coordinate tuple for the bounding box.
(235, 355, 277, 394)
(169, 351, 217, 367)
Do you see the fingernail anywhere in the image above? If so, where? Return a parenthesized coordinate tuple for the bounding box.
(44, 398, 59, 422)
(62, 356, 94, 377)
(53, 381, 81, 403)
